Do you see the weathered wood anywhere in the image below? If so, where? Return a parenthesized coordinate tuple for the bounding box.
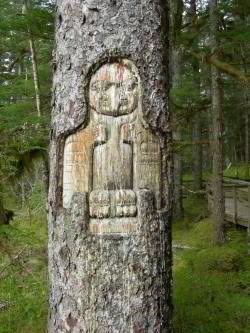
(208, 181, 250, 228)
(48, 1, 172, 332)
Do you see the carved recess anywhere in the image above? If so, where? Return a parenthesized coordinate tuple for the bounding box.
(63, 60, 161, 233)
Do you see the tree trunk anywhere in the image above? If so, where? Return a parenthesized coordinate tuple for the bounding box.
(48, 1, 172, 332)
(23, 1, 41, 117)
(240, 43, 250, 177)
(172, 49, 183, 218)
(192, 113, 203, 189)
(190, 0, 203, 190)
(245, 107, 249, 179)
(173, 128, 183, 217)
(209, 0, 225, 243)
(170, 0, 183, 218)
(245, 110, 249, 164)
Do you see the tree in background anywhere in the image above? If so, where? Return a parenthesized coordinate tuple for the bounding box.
(170, 0, 250, 242)
(0, 0, 54, 223)
(170, 0, 184, 218)
(209, 0, 225, 243)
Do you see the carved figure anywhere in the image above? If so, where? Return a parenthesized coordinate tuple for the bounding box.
(63, 60, 161, 232)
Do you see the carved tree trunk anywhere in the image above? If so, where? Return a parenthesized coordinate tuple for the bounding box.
(48, 1, 172, 332)
(209, 0, 225, 243)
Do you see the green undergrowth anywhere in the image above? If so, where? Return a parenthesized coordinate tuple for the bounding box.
(182, 172, 211, 183)
(224, 163, 250, 181)
(173, 195, 250, 333)
(183, 163, 250, 182)
(0, 188, 48, 333)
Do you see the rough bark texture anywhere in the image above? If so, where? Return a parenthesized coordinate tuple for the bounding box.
(209, 0, 225, 243)
(49, 1, 172, 332)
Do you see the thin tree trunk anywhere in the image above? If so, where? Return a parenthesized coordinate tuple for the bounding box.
(170, 0, 183, 218)
(190, 0, 203, 190)
(172, 49, 183, 218)
(209, 0, 225, 243)
(173, 129, 183, 217)
(245, 109, 249, 179)
(245, 112, 249, 163)
(192, 112, 203, 189)
(23, 1, 41, 117)
(240, 44, 250, 177)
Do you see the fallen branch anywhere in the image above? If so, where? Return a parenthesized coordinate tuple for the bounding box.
(173, 243, 197, 250)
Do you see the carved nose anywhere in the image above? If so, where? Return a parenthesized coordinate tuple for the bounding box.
(110, 86, 121, 112)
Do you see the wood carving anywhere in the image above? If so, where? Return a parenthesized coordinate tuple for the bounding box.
(63, 60, 161, 233)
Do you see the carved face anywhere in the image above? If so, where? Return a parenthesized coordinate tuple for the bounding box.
(89, 63, 139, 116)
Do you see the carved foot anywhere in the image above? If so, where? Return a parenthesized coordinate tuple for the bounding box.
(115, 190, 137, 217)
(89, 190, 110, 218)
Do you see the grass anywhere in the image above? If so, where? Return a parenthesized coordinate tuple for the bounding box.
(0, 185, 48, 333)
(173, 194, 250, 333)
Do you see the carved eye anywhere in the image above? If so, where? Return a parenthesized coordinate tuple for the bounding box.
(102, 81, 113, 91)
(91, 81, 101, 93)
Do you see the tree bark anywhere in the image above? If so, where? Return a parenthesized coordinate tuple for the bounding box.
(48, 1, 172, 332)
(209, 0, 225, 243)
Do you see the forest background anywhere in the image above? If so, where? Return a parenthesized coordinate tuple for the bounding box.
(0, 0, 250, 332)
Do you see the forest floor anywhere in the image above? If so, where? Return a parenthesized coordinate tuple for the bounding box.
(0, 192, 250, 333)
(173, 195, 250, 333)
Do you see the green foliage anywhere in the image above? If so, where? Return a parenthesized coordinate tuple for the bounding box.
(0, 0, 53, 209)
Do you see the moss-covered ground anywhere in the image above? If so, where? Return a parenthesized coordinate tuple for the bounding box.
(223, 163, 250, 181)
(0, 183, 47, 333)
(173, 194, 250, 333)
